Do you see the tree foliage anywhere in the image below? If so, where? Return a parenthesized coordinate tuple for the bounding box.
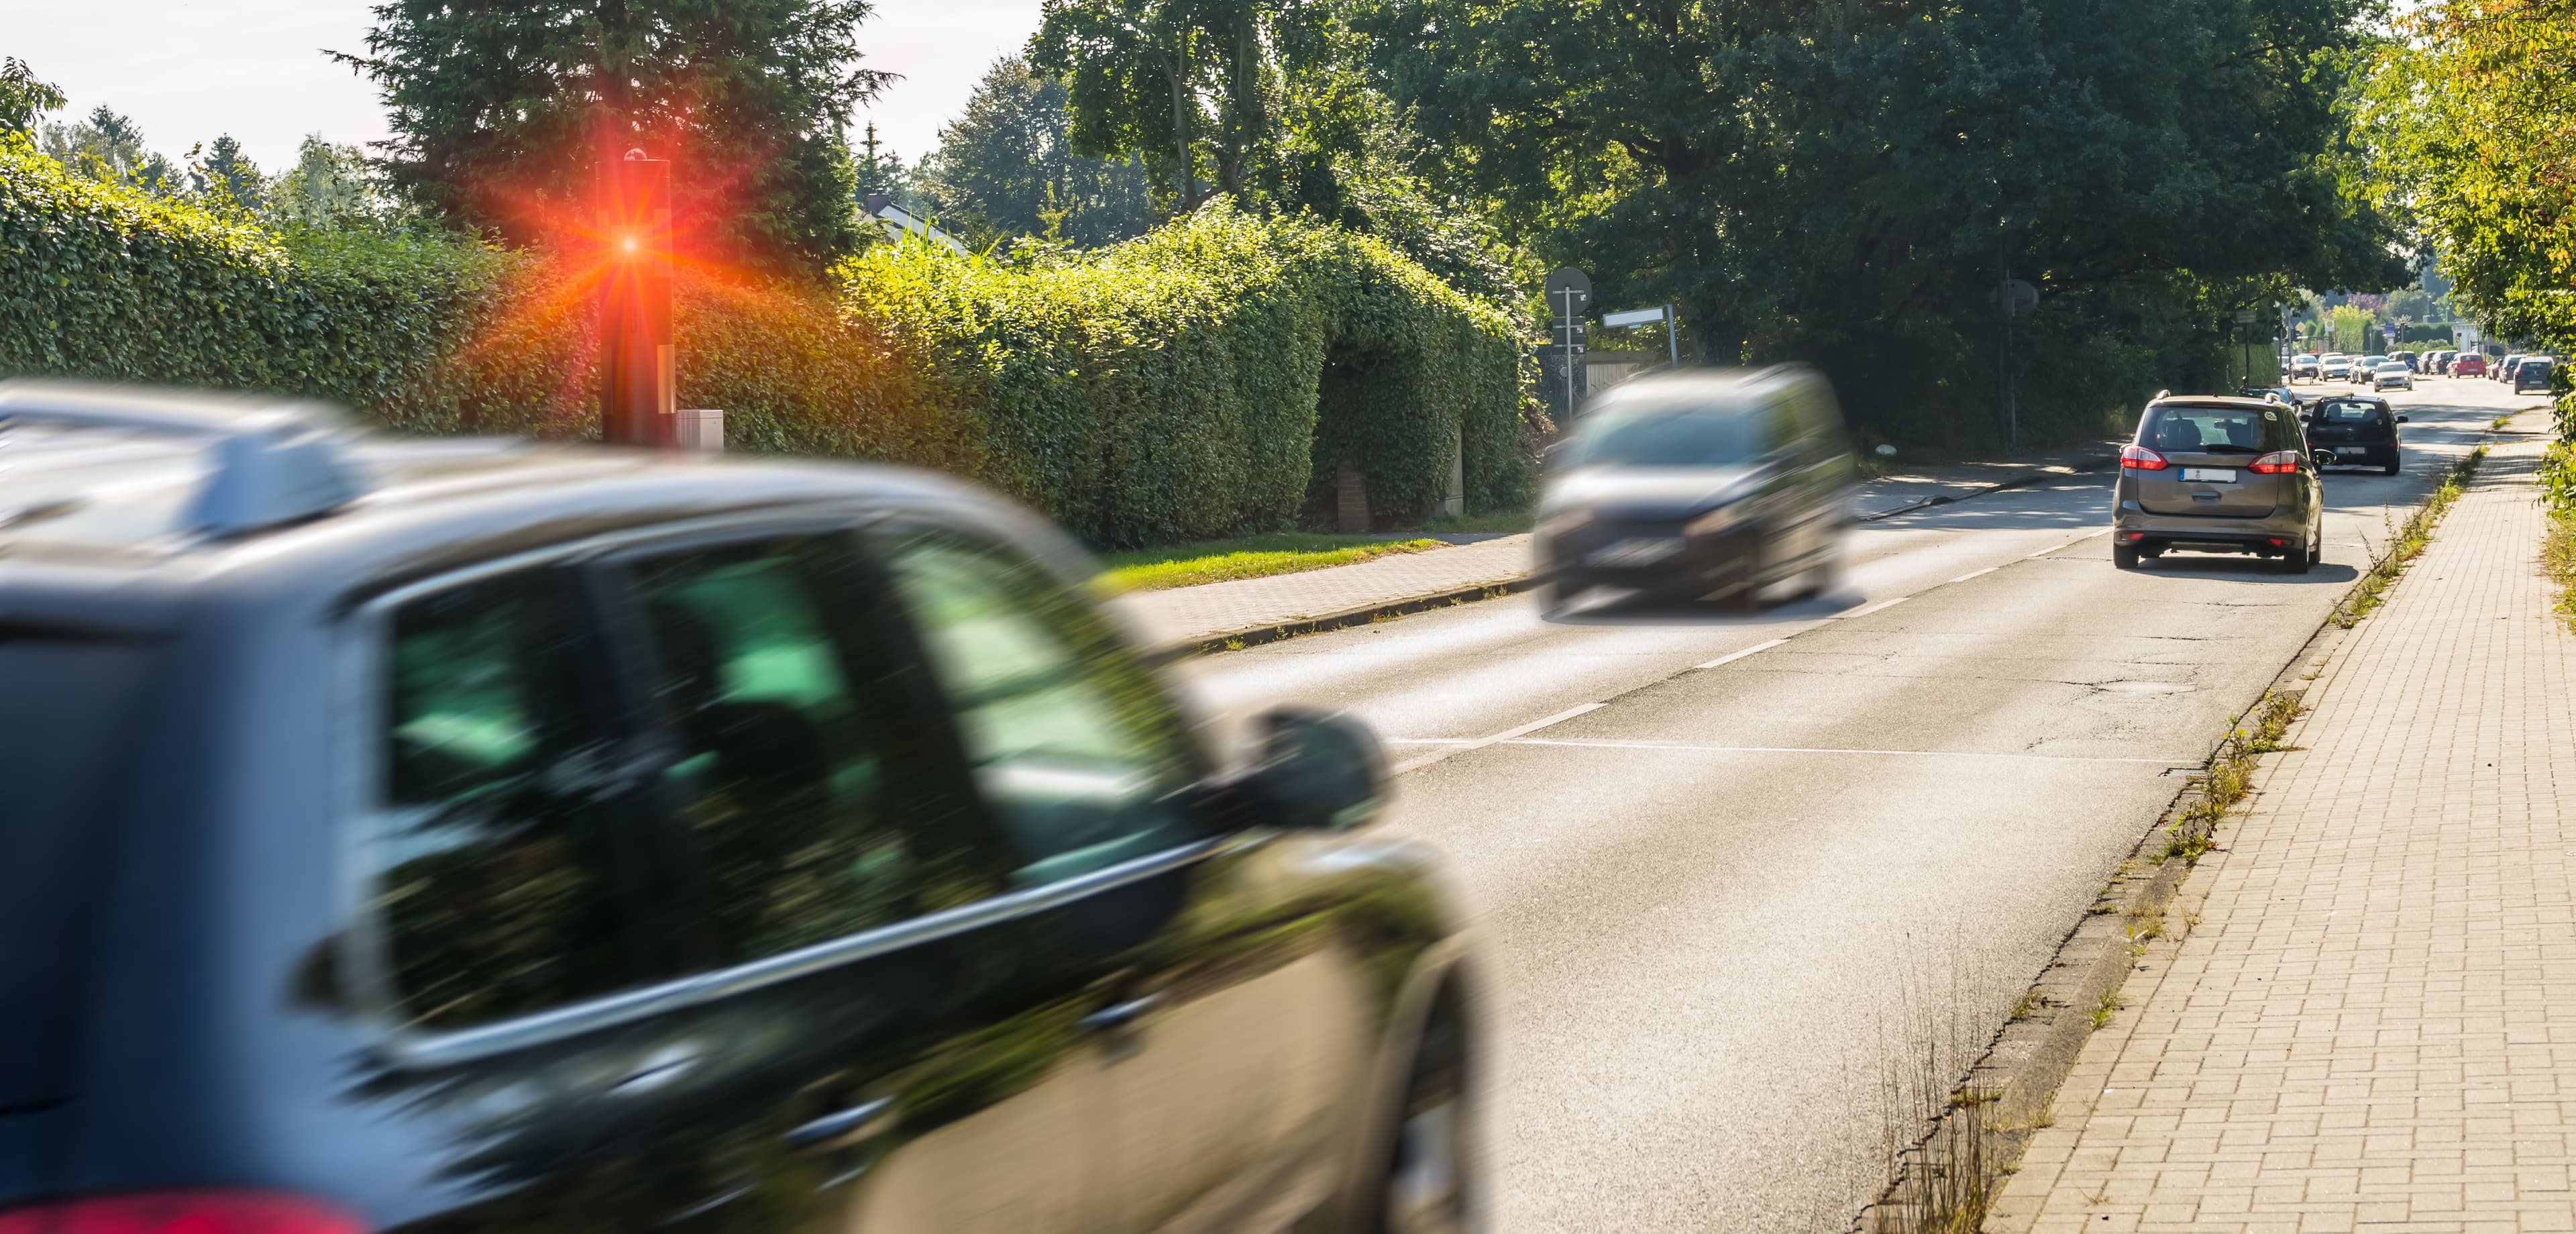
(0, 58, 64, 136)
(913, 57, 1156, 249)
(1341, 0, 2405, 441)
(2356, 0, 2576, 350)
(336, 0, 892, 272)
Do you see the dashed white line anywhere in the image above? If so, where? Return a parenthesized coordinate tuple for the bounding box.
(1695, 637, 1790, 670)
(1840, 595, 1912, 619)
(1391, 701, 1607, 774)
(1951, 566, 1998, 583)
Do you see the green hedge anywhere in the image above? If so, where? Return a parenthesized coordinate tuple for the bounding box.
(843, 204, 1540, 546)
(2, 136, 1536, 548)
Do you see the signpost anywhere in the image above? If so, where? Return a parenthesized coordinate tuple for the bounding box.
(598, 149, 675, 446)
(1603, 304, 1680, 366)
(1990, 276, 2037, 450)
(1545, 267, 1592, 419)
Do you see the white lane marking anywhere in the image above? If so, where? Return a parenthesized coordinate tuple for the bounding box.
(1839, 595, 1911, 619)
(2079, 527, 2112, 539)
(1391, 701, 1607, 774)
(2028, 527, 2114, 557)
(1497, 739, 2193, 765)
(1950, 566, 1998, 582)
(1695, 637, 1789, 670)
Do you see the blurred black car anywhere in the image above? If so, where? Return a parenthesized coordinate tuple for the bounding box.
(1534, 366, 1856, 612)
(0, 382, 1477, 1234)
(2300, 394, 2407, 474)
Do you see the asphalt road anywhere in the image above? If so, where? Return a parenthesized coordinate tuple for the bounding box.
(1175, 376, 2551, 1232)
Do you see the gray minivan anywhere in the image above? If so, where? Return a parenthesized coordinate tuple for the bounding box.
(1534, 366, 1856, 611)
(2112, 395, 2324, 572)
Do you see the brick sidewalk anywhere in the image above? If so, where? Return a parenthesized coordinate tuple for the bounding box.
(1988, 415, 2576, 1233)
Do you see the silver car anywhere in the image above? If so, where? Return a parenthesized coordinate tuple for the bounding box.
(2112, 396, 2324, 572)
(2372, 361, 2414, 392)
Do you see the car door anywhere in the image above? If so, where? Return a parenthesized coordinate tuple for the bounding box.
(868, 518, 1379, 1233)
(352, 526, 1118, 1234)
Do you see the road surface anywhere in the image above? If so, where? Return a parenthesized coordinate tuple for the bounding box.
(1174, 378, 2542, 1231)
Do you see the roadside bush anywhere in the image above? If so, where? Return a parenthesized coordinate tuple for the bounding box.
(4, 134, 1536, 548)
(843, 203, 1540, 546)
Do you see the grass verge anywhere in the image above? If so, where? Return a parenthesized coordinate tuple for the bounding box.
(2329, 444, 2487, 628)
(1097, 533, 1444, 592)
(2159, 690, 2301, 864)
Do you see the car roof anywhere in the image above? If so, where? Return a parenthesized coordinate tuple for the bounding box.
(0, 382, 1079, 616)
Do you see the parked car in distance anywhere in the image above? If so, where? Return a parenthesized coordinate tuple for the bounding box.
(2320, 354, 2355, 380)
(0, 380, 1479, 1234)
(2498, 354, 2529, 382)
(2291, 354, 2321, 380)
(2373, 360, 2415, 392)
(1537, 365, 1856, 613)
(2352, 355, 2391, 383)
(2301, 393, 2407, 475)
(2424, 350, 2455, 374)
(2453, 352, 2489, 377)
(2113, 395, 2324, 573)
(2392, 350, 2420, 373)
(2239, 385, 2305, 408)
(2517, 357, 2559, 394)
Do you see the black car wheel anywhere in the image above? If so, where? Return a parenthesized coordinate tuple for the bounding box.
(2114, 544, 2141, 570)
(2276, 538, 2312, 574)
(2382, 454, 2400, 476)
(1378, 1009, 1472, 1234)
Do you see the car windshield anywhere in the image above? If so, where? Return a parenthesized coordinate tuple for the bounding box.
(2142, 407, 2269, 454)
(2317, 399, 2383, 423)
(1567, 405, 1761, 468)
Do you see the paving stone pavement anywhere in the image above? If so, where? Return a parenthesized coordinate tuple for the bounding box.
(1988, 415, 2576, 1234)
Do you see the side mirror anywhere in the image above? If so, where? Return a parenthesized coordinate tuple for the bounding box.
(1234, 708, 1389, 831)
(2395, 414, 2409, 423)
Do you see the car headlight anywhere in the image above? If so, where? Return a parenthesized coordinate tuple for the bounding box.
(1684, 502, 1748, 537)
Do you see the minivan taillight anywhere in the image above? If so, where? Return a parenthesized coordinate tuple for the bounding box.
(0, 1192, 363, 1234)
(2120, 444, 2169, 470)
(2249, 451, 2302, 474)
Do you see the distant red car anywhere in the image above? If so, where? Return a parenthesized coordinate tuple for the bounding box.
(2453, 354, 2488, 377)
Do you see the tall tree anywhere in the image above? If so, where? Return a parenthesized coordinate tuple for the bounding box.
(199, 134, 264, 208)
(1343, 0, 2404, 438)
(914, 57, 1155, 248)
(0, 57, 65, 136)
(336, 0, 893, 271)
(40, 105, 184, 193)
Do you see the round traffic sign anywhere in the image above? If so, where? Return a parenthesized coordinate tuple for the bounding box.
(1545, 267, 1593, 316)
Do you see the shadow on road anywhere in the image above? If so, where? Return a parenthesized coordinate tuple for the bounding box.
(2124, 556, 2362, 584)
(1540, 584, 1884, 626)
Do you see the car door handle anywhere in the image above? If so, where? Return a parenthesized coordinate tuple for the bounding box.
(784, 1096, 898, 1150)
(1079, 993, 1162, 1033)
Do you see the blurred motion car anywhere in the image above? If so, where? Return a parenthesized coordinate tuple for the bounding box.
(2112, 395, 2324, 572)
(2453, 352, 2488, 377)
(2371, 361, 2414, 392)
(2319, 354, 2355, 380)
(1535, 366, 1856, 613)
(2291, 354, 2320, 380)
(0, 381, 1479, 1234)
(2517, 357, 2559, 394)
(2351, 355, 2390, 384)
(2300, 393, 2406, 474)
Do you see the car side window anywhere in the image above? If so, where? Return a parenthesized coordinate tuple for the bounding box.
(875, 529, 1204, 887)
(627, 536, 1006, 966)
(375, 570, 639, 1032)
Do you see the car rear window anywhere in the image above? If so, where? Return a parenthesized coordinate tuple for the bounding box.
(0, 631, 162, 1106)
(2141, 407, 2293, 454)
(2316, 399, 2384, 423)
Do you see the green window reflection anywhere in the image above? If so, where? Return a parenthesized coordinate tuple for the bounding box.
(878, 531, 1201, 887)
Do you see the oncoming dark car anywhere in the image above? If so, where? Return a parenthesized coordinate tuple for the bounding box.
(2112, 395, 2324, 572)
(0, 382, 1477, 1234)
(2516, 357, 2558, 394)
(2300, 394, 2406, 474)
(1535, 366, 1856, 612)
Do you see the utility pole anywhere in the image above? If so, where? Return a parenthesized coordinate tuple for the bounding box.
(598, 148, 674, 446)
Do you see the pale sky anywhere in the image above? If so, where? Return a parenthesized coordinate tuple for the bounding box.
(0, 0, 1040, 176)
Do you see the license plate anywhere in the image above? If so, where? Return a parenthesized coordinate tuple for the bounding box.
(2339, 448, 2370, 458)
(2182, 468, 2236, 482)
(1588, 537, 1684, 566)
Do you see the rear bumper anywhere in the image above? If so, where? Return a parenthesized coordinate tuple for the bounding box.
(2110, 515, 2304, 554)
(1536, 525, 1762, 597)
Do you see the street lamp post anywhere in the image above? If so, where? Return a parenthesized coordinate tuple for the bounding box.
(598, 149, 674, 446)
